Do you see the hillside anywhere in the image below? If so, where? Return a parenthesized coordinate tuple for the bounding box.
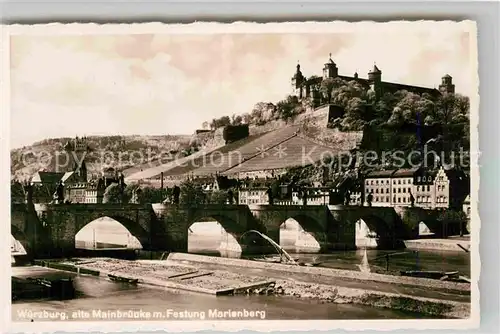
(10, 135, 192, 181)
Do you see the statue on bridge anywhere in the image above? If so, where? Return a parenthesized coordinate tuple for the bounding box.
(302, 188, 308, 206)
(172, 185, 180, 204)
(131, 187, 142, 204)
(344, 189, 351, 206)
(366, 192, 373, 207)
(22, 182, 33, 204)
(409, 192, 415, 207)
(266, 186, 274, 205)
(54, 181, 65, 204)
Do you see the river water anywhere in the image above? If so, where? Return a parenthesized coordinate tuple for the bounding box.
(11, 220, 468, 321)
(12, 266, 434, 322)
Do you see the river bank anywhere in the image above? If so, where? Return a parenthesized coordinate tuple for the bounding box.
(29, 254, 470, 319)
(404, 236, 471, 252)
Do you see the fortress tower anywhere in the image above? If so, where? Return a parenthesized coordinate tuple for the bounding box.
(438, 74, 455, 94)
(367, 64, 382, 97)
(323, 54, 338, 79)
(291, 62, 305, 98)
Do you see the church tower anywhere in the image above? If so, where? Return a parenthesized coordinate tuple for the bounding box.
(439, 74, 455, 94)
(291, 62, 305, 98)
(323, 54, 338, 79)
(64, 136, 90, 181)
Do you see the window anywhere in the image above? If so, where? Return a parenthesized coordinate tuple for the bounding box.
(376, 180, 379, 185)
(375, 189, 379, 194)
(417, 186, 420, 191)
(427, 185, 430, 191)
(427, 196, 431, 202)
(386, 196, 390, 202)
(393, 196, 396, 203)
(398, 197, 401, 203)
(408, 187, 411, 193)
(403, 179, 406, 185)
(417, 176, 421, 182)
(403, 188, 406, 193)
(428, 177, 432, 182)
(403, 197, 406, 203)
(423, 176, 426, 182)
(398, 188, 401, 193)
(393, 180, 396, 185)
(398, 180, 401, 184)
(371, 180, 374, 185)
(417, 196, 421, 203)
(386, 180, 390, 185)
(467, 207, 471, 215)
(386, 188, 389, 193)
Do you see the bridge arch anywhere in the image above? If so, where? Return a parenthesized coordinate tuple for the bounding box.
(75, 214, 149, 251)
(75, 216, 144, 250)
(187, 212, 248, 255)
(11, 224, 30, 256)
(356, 214, 397, 249)
(281, 213, 327, 252)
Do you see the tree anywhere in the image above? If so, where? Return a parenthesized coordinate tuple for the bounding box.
(210, 189, 230, 204)
(437, 210, 467, 238)
(276, 95, 303, 121)
(180, 179, 206, 205)
(103, 183, 123, 204)
(231, 114, 243, 126)
(241, 113, 252, 124)
(341, 97, 366, 130)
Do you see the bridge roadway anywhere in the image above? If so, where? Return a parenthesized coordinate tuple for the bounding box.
(11, 202, 435, 258)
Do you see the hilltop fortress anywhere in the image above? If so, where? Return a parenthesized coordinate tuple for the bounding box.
(291, 54, 455, 102)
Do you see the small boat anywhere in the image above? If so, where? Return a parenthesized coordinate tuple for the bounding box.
(253, 256, 299, 264)
(26, 277, 75, 299)
(400, 270, 460, 280)
(299, 262, 322, 267)
(108, 274, 139, 284)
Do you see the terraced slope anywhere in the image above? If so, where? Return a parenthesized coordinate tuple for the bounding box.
(222, 134, 354, 175)
(126, 125, 361, 182)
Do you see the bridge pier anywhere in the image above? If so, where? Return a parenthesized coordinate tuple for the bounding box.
(219, 230, 277, 256)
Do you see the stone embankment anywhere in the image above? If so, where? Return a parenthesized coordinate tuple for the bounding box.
(34, 254, 470, 319)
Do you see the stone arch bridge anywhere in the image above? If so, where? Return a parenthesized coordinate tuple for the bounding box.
(11, 202, 415, 258)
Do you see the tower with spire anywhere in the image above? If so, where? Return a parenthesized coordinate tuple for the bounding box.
(291, 61, 305, 98)
(63, 135, 90, 182)
(323, 53, 338, 79)
(368, 63, 382, 97)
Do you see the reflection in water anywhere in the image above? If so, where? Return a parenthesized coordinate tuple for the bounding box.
(358, 248, 371, 273)
(189, 229, 471, 276)
(71, 219, 470, 276)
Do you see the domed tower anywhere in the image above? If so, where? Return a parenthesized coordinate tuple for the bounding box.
(323, 54, 338, 79)
(291, 62, 305, 98)
(439, 74, 455, 94)
(368, 64, 382, 97)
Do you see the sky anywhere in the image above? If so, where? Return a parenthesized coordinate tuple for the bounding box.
(9, 26, 475, 148)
